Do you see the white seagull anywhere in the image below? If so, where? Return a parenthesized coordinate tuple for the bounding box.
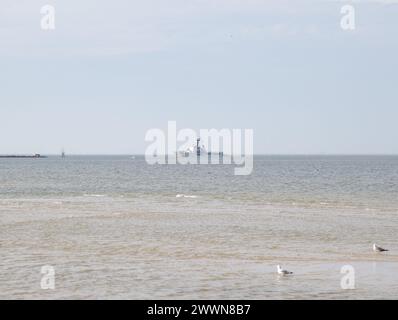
(373, 243, 389, 252)
(277, 265, 293, 275)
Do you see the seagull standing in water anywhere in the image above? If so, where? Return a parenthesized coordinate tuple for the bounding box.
(373, 243, 389, 252)
(277, 265, 293, 275)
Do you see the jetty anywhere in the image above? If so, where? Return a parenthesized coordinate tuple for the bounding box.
(0, 154, 47, 158)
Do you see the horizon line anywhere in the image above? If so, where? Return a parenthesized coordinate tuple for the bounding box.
(2, 153, 398, 157)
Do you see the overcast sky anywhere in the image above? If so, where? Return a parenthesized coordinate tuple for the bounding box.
(0, 0, 397, 154)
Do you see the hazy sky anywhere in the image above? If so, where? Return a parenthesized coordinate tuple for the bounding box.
(0, 0, 397, 154)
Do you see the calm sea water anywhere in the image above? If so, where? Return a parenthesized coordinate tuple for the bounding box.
(1, 155, 398, 299)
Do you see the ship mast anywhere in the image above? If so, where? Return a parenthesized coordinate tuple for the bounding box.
(196, 138, 201, 156)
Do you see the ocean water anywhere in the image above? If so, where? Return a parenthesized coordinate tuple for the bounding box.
(0, 155, 398, 299)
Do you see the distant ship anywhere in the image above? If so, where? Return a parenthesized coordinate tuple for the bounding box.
(177, 138, 224, 158)
(178, 138, 208, 157)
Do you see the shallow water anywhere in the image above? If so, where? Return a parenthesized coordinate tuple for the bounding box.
(1, 155, 398, 299)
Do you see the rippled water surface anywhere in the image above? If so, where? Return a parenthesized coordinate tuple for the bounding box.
(1, 155, 398, 299)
